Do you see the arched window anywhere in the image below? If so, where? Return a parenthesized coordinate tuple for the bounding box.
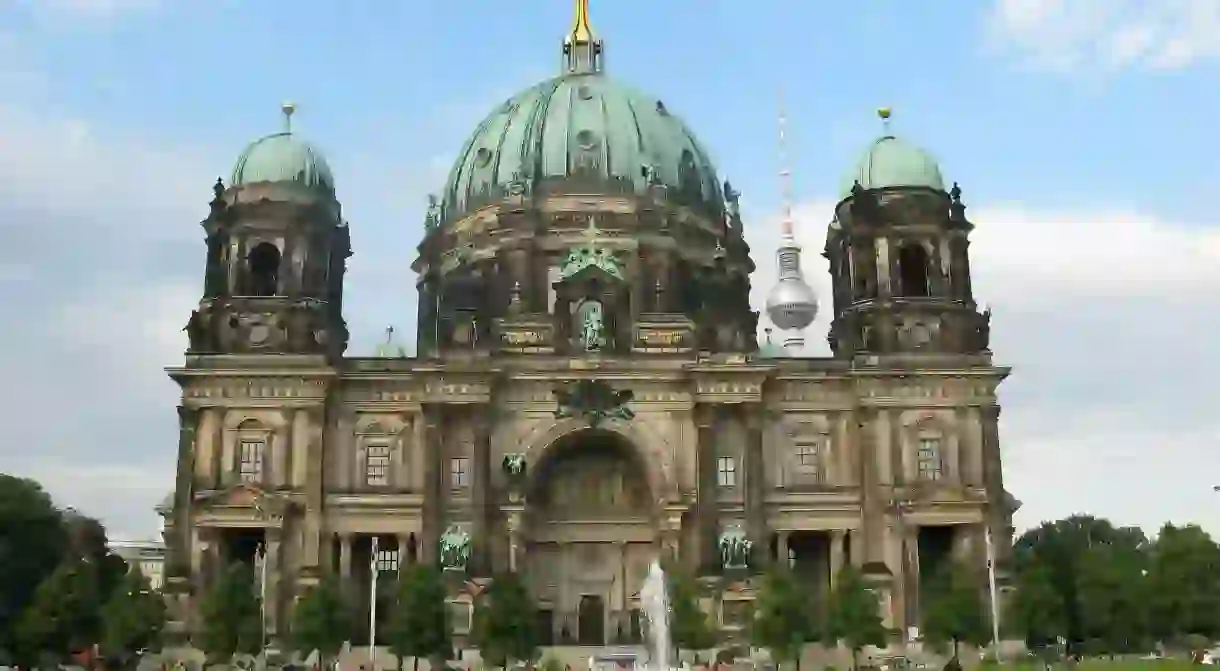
(897, 243, 930, 297)
(247, 242, 281, 297)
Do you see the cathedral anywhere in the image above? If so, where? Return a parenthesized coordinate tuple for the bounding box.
(161, 0, 1015, 650)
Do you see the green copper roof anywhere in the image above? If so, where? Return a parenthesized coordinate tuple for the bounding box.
(756, 340, 788, 358)
(840, 134, 944, 198)
(231, 131, 335, 194)
(439, 72, 722, 222)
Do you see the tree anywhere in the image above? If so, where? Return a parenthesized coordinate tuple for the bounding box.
(14, 558, 103, 664)
(0, 475, 68, 656)
(472, 573, 538, 668)
(384, 565, 451, 671)
(100, 566, 166, 668)
(752, 568, 814, 670)
(825, 567, 886, 671)
(1008, 561, 1067, 653)
(62, 510, 128, 601)
(667, 566, 717, 660)
(197, 562, 263, 664)
(1075, 541, 1149, 656)
(920, 563, 990, 660)
(1013, 515, 1146, 650)
(291, 574, 353, 670)
(1147, 524, 1220, 643)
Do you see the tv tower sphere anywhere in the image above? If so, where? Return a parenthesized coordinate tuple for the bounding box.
(764, 238, 819, 331)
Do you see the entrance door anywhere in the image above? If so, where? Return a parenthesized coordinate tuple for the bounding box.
(578, 595, 605, 645)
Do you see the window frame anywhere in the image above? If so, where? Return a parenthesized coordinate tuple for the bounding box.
(716, 455, 737, 487)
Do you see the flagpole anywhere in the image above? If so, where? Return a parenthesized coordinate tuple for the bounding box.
(984, 526, 1002, 663)
(369, 536, 380, 667)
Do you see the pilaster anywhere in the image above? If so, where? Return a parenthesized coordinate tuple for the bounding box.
(420, 404, 445, 565)
(471, 405, 492, 576)
(742, 404, 769, 569)
(694, 404, 718, 573)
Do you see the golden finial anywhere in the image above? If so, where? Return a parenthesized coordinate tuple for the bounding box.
(281, 101, 296, 133)
(570, 0, 593, 43)
(877, 106, 893, 134)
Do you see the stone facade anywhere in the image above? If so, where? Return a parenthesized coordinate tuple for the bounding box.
(160, 6, 1014, 650)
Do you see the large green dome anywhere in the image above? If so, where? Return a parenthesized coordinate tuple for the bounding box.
(231, 130, 335, 195)
(840, 133, 944, 199)
(439, 72, 723, 222)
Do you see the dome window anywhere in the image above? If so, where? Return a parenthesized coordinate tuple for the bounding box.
(577, 85, 593, 100)
(474, 148, 493, 168)
(575, 129, 599, 150)
(655, 101, 669, 117)
(896, 243, 930, 297)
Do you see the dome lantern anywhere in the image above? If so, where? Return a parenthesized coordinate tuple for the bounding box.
(562, 0, 603, 75)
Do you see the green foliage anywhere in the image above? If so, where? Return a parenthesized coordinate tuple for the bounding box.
(101, 566, 166, 666)
(920, 563, 990, 657)
(0, 474, 68, 655)
(472, 573, 538, 666)
(62, 510, 128, 601)
(290, 574, 353, 665)
(825, 567, 886, 666)
(666, 567, 717, 654)
(1147, 524, 1220, 640)
(197, 562, 263, 663)
(14, 558, 102, 663)
(1008, 561, 1067, 650)
(1075, 541, 1149, 655)
(1013, 515, 1146, 648)
(751, 568, 814, 663)
(385, 565, 452, 670)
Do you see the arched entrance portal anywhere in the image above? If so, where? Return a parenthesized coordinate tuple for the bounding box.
(525, 429, 656, 646)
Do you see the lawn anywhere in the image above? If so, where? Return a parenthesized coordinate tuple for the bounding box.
(979, 661, 1196, 671)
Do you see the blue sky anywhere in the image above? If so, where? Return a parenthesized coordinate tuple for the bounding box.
(1, 0, 1218, 540)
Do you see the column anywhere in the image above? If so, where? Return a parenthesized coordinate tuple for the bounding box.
(266, 529, 282, 637)
(471, 406, 492, 576)
(776, 531, 791, 570)
(830, 530, 846, 588)
(173, 406, 198, 576)
(290, 409, 309, 488)
(694, 404, 718, 573)
(901, 525, 919, 632)
(742, 405, 769, 568)
(856, 408, 886, 568)
(397, 534, 409, 574)
(339, 532, 353, 585)
(980, 405, 1012, 561)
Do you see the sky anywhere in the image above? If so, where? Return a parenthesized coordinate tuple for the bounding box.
(0, 0, 1218, 542)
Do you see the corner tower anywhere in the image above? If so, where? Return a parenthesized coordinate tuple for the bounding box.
(185, 103, 350, 358)
(825, 109, 988, 358)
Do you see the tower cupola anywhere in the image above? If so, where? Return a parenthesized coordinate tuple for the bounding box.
(231, 102, 336, 196)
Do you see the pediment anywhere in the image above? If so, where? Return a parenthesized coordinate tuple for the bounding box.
(194, 483, 291, 517)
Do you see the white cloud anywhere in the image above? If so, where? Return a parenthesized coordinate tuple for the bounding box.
(986, 0, 1220, 71)
(746, 199, 1220, 538)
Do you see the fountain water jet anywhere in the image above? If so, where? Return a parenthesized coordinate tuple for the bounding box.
(639, 561, 671, 671)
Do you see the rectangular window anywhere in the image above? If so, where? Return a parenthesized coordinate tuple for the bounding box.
(365, 442, 392, 487)
(794, 440, 823, 483)
(716, 456, 737, 487)
(375, 546, 399, 573)
(239, 439, 264, 483)
(916, 437, 943, 481)
(450, 457, 470, 488)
